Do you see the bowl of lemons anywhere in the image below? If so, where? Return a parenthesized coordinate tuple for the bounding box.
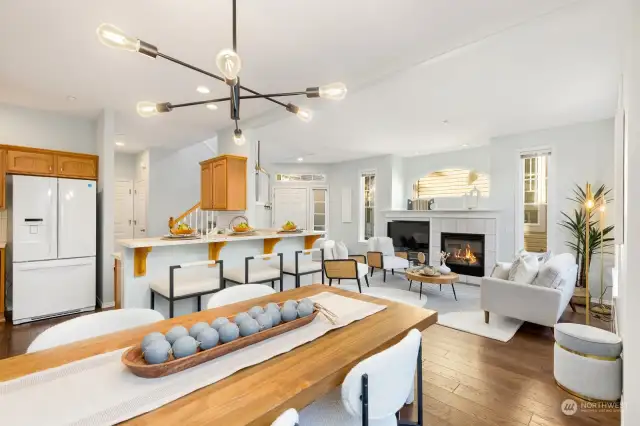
(281, 221, 297, 232)
(232, 222, 253, 233)
(170, 223, 194, 235)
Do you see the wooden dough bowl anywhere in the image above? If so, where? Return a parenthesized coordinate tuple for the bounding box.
(122, 304, 319, 378)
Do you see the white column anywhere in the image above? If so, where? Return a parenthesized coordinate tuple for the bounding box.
(96, 109, 115, 306)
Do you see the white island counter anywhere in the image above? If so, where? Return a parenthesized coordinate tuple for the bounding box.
(115, 230, 325, 318)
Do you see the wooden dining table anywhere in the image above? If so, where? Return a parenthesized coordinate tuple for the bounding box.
(0, 285, 437, 425)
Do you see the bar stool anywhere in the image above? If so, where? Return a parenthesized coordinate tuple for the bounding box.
(281, 248, 325, 288)
(223, 253, 284, 291)
(150, 259, 223, 318)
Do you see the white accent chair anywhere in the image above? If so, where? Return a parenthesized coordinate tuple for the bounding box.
(206, 284, 276, 309)
(299, 329, 423, 426)
(366, 237, 409, 282)
(481, 253, 578, 327)
(27, 309, 164, 353)
(271, 409, 299, 426)
(322, 239, 370, 293)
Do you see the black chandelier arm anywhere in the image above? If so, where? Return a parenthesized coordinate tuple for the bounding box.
(168, 97, 232, 109)
(233, 0, 238, 52)
(157, 52, 226, 84)
(239, 91, 309, 100)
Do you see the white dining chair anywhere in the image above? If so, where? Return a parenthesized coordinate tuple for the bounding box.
(27, 309, 164, 353)
(206, 283, 276, 309)
(299, 329, 422, 426)
(271, 409, 299, 426)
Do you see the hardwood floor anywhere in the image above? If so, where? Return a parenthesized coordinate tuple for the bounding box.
(0, 306, 620, 426)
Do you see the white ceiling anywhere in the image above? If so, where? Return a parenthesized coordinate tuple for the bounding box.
(0, 0, 622, 158)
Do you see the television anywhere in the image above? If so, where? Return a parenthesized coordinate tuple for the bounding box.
(387, 221, 430, 251)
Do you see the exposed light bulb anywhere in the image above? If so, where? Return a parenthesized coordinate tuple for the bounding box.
(233, 129, 246, 146)
(216, 49, 242, 82)
(585, 199, 595, 209)
(319, 82, 347, 100)
(296, 108, 313, 123)
(599, 204, 606, 212)
(136, 101, 158, 118)
(96, 23, 139, 52)
(206, 103, 218, 111)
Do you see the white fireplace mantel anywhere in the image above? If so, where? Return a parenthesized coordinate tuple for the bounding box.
(383, 209, 501, 284)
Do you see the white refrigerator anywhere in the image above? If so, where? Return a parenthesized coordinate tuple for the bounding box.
(8, 175, 96, 324)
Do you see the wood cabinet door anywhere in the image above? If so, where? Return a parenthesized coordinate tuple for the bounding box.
(7, 150, 55, 175)
(0, 150, 6, 209)
(200, 163, 213, 210)
(212, 159, 227, 210)
(57, 155, 97, 179)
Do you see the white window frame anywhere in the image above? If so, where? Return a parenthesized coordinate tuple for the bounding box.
(311, 187, 329, 234)
(359, 169, 376, 243)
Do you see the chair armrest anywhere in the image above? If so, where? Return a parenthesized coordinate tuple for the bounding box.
(323, 259, 358, 279)
(367, 251, 383, 268)
(348, 254, 367, 264)
(394, 251, 408, 260)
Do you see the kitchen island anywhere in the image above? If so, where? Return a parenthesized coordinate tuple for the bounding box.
(116, 230, 324, 318)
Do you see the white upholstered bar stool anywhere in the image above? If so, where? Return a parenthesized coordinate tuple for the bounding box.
(279, 238, 326, 287)
(299, 329, 423, 426)
(271, 409, 299, 426)
(554, 323, 622, 402)
(27, 309, 164, 353)
(223, 253, 284, 291)
(206, 284, 276, 309)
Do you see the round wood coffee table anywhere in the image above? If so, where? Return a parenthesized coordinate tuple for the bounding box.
(406, 270, 460, 300)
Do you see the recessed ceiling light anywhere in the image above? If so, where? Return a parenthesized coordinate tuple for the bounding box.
(115, 141, 125, 147)
(462, 144, 469, 147)
(197, 86, 210, 94)
(205, 103, 218, 110)
(442, 119, 449, 125)
(297, 157, 304, 162)
(66, 96, 77, 101)
(414, 151, 421, 155)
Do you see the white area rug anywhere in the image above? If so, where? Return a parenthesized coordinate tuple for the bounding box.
(437, 311, 524, 342)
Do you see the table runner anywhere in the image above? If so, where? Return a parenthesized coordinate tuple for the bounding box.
(0, 292, 386, 426)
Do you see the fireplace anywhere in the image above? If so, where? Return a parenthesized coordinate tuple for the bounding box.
(441, 233, 485, 277)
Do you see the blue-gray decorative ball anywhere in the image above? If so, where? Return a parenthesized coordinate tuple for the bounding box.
(211, 317, 230, 331)
(256, 313, 273, 330)
(165, 325, 189, 345)
(189, 322, 210, 339)
(299, 298, 314, 307)
(281, 304, 298, 322)
(234, 312, 252, 324)
(239, 318, 260, 337)
(265, 302, 280, 312)
(297, 302, 314, 318)
(219, 323, 240, 343)
(172, 336, 198, 359)
(197, 328, 220, 350)
(248, 306, 265, 319)
(267, 308, 282, 326)
(143, 339, 171, 364)
(141, 332, 166, 352)
(284, 300, 298, 309)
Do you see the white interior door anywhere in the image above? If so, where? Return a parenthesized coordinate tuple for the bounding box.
(273, 187, 308, 230)
(114, 180, 134, 243)
(134, 180, 147, 238)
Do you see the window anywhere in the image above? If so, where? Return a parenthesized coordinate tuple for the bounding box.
(521, 152, 549, 252)
(275, 173, 326, 182)
(360, 172, 376, 241)
(413, 169, 489, 199)
(312, 188, 327, 232)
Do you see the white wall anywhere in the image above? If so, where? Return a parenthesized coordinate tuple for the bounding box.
(0, 103, 96, 153)
(146, 141, 217, 237)
(96, 109, 115, 306)
(114, 152, 136, 181)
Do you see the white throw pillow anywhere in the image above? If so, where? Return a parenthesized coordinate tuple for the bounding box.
(508, 255, 539, 284)
(517, 249, 552, 264)
(377, 237, 396, 257)
(532, 253, 575, 288)
(335, 241, 349, 260)
(323, 240, 336, 260)
(490, 262, 511, 280)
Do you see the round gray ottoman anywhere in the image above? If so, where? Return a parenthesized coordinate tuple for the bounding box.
(554, 323, 622, 402)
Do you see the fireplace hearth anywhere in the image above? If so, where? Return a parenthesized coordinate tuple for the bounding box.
(441, 233, 485, 277)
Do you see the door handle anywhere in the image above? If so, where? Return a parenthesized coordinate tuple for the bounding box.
(129, 220, 132, 225)
(140, 228, 146, 232)
(134, 220, 137, 225)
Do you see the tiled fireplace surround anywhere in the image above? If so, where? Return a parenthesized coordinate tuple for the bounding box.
(383, 209, 499, 285)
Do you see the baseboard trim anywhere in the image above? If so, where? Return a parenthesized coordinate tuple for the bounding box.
(100, 301, 115, 309)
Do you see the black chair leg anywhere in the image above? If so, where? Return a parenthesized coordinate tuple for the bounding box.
(296, 275, 300, 289)
(440, 284, 442, 291)
(452, 283, 458, 301)
(271, 281, 275, 289)
(365, 275, 370, 287)
(197, 296, 201, 312)
(420, 283, 423, 300)
(408, 280, 412, 291)
(329, 278, 333, 287)
(356, 278, 363, 293)
(392, 269, 395, 276)
(150, 292, 155, 309)
(338, 279, 341, 284)
(383, 269, 387, 282)
(362, 374, 369, 426)
(370, 267, 374, 277)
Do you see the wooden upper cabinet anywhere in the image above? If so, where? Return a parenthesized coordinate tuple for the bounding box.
(200, 155, 247, 211)
(7, 150, 55, 175)
(200, 162, 213, 210)
(0, 150, 6, 210)
(57, 154, 98, 179)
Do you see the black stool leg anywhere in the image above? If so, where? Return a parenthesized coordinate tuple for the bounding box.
(370, 267, 374, 277)
(169, 299, 174, 319)
(271, 281, 275, 289)
(440, 284, 442, 291)
(408, 280, 412, 291)
(365, 275, 370, 287)
(392, 269, 395, 275)
(420, 283, 423, 300)
(197, 296, 201, 312)
(383, 269, 387, 282)
(150, 292, 155, 309)
(356, 278, 362, 293)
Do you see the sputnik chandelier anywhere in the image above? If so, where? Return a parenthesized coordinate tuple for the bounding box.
(96, 0, 347, 146)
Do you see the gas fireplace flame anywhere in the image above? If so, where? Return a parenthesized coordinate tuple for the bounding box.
(454, 243, 478, 264)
